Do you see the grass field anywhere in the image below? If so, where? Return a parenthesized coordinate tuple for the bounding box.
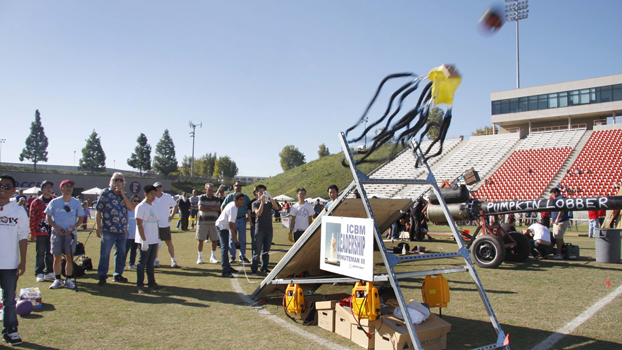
(10, 221, 622, 350)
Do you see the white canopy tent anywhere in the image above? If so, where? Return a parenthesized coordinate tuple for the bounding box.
(81, 187, 103, 195)
(22, 187, 41, 195)
(273, 194, 294, 202)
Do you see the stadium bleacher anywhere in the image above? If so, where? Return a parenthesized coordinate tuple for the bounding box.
(476, 147, 573, 201)
(364, 138, 461, 198)
(363, 125, 622, 202)
(558, 128, 622, 197)
(475, 129, 585, 201)
(395, 134, 519, 199)
(516, 129, 585, 150)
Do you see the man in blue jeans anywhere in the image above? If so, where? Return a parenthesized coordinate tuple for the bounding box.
(0, 174, 29, 346)
(251, 185, 280, 275)
(221, 181, 251, 264)
(95, 173, 134, 286)
(215, 193, 245, 278)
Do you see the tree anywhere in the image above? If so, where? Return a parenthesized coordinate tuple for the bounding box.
(19, 110, 49, 172)
(318, 144, 330, 158)
(153, 129, 178, 176)
(425, 107, 445, 140)
(279, 145, 306, 171)
(472, 125, 499, 136)
(194, 152, 217, 178)
(79, 130, 106, 173)
(127, 133, 152, 176)
(178, 156, 192, 177)
(214, 156, 238, 180)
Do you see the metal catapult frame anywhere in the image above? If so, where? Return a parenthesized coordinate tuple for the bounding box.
(253, 132, 510, 350)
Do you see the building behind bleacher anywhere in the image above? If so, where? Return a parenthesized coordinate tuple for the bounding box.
(492, 73, 622, 136)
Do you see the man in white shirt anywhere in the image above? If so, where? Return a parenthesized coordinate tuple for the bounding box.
(0, 174, 29, 346)
(289, 187, 315, 242)
(135, 185, 164, 294)
(152, 182, 179, 268)
(215, 193, 245, 278)
(522, 220, 552, 258)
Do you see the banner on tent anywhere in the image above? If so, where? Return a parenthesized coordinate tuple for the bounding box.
(320, 216, 374, 281)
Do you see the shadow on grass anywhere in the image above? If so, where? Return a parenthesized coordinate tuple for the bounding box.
(498, 258, 622, 272)
(396, 280, 517, 295)
(15, 342, 60, 350)
(65, 268, 251, 308)
(443, 315, 622, 350)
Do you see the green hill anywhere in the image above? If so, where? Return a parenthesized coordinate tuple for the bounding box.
(241, 143, 406, 199)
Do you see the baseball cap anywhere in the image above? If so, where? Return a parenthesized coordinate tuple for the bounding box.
(41, 180, 54, 188)
(59, 179, 75, 190)
(153, 182, 163, 188)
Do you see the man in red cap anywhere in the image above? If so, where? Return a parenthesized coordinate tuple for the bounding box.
(44, 179, 84, 289)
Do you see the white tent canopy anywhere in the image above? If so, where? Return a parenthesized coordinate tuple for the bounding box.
(22, 187, 41, 195)
(308, 197, 328, 203)
(81, 187, 103, 195)
(273, 194, 294, 202)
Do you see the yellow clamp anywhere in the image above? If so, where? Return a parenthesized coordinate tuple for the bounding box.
(428, 64, 462, 105)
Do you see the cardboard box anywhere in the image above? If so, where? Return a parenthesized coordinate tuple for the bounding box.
(299, 293, 349, 325)
(335, 304, 357, 339)
(316, 300, 339, 310)
(318, 309, 335, 332)
(351, 318, 383, 349)
(374, 314, 451, 350)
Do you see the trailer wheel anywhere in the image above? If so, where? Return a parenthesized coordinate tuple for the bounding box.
(471, 235, 505, 268)
(504, 232, 531, 262)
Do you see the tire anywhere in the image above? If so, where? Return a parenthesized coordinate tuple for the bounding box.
(470, 235, 506, 268)
(504, 232, 531, 262)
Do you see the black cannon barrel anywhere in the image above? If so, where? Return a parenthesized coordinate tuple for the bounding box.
(426, 196, 622, 224)
(479, 196, 622, 216)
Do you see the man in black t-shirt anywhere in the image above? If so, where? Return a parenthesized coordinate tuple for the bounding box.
(250, 185, 281, 275)
(177, 193, 191, 231)
(501, 215, 517, 233)
(248, 190, 257, 258)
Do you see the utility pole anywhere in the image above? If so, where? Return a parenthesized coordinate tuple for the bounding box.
(189, 121, 202, 177)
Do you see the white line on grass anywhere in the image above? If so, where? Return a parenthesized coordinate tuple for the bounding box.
(231, 276, 351, 350)
(532, 283, 622, 350)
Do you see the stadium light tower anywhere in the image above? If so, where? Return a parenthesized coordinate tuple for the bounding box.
(505, 0, 529, 89)
(189, 121, 202, 177)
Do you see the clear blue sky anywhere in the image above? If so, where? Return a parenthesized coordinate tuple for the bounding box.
(2, 1, 621, 177)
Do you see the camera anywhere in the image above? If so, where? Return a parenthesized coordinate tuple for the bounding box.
(263, 191, 271, 203)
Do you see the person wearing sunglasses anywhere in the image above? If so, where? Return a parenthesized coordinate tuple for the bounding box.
(44, 179, 84, 290)
(0, 174, 30, 346)
(95, 173, 134, 286)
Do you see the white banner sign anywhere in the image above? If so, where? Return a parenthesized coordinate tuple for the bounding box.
(320, 216, 374, 281)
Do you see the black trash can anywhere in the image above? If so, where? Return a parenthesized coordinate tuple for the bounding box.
(595, 228, 621, 263)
